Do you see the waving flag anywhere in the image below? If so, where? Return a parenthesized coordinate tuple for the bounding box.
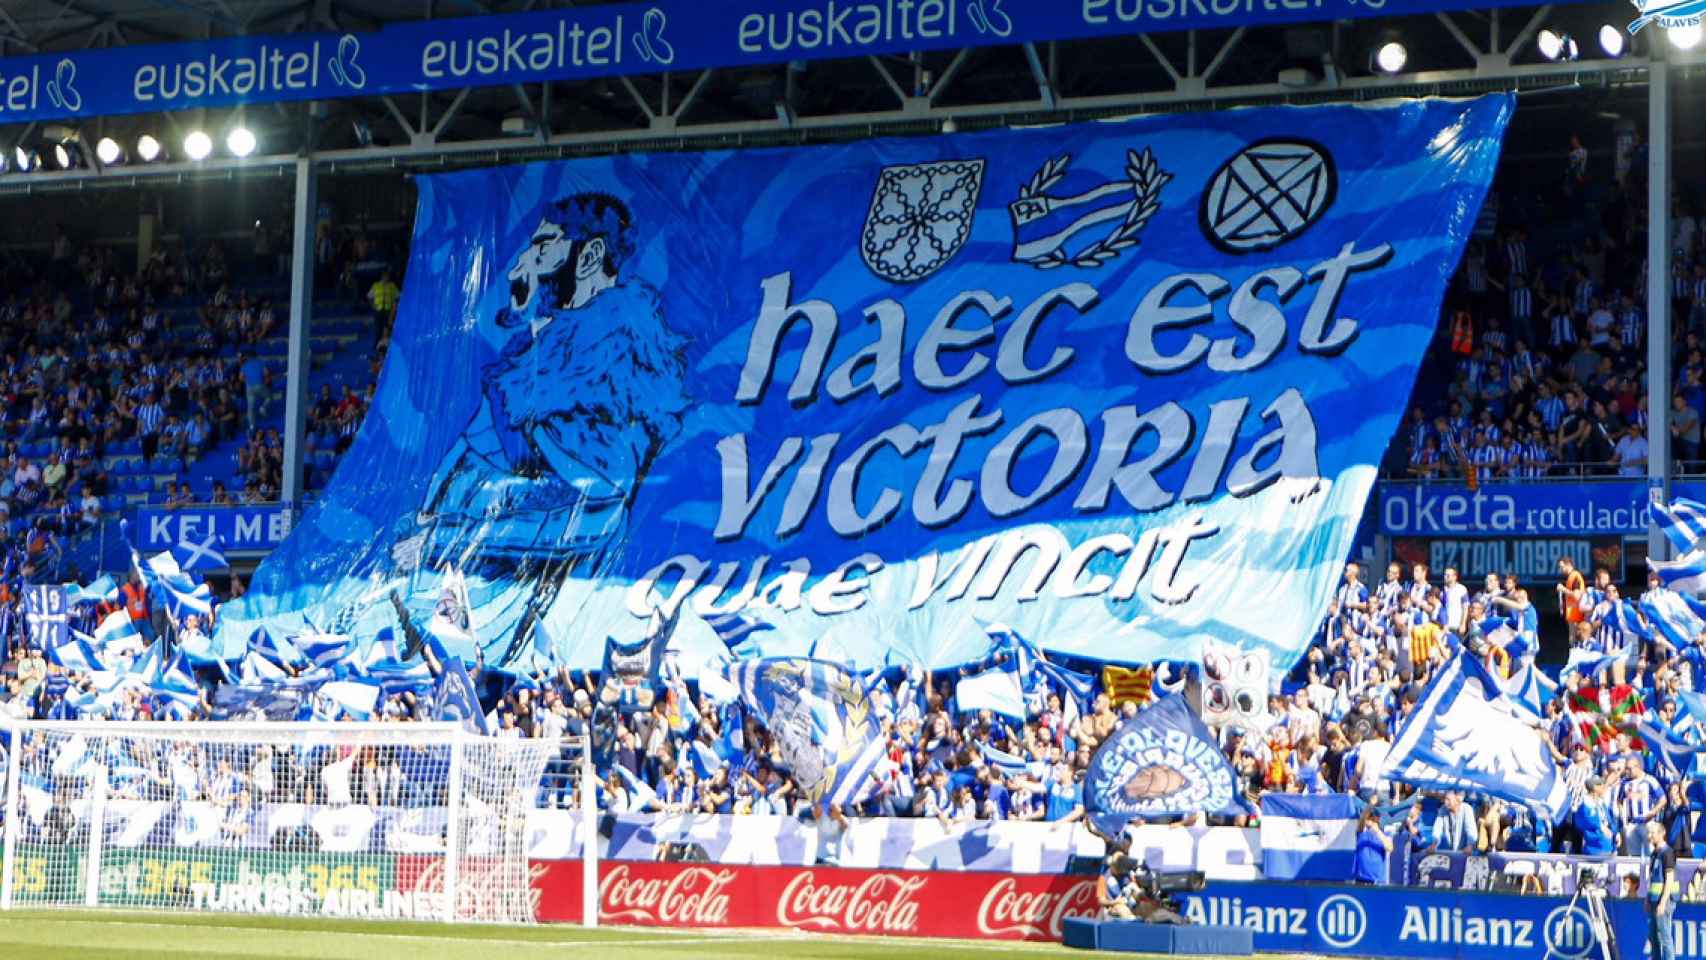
(1644, 588, 1705, 649)
(23, 583, 68, 651)
(1261, 794, 1364, 881)
(48, 638, 103, 674)
(1637, 719, 1706, 781)
(1610, 601, 1654, 643)
(1103, 664, 1157, 708)
(297, 633, 353, 670)
(1569, 683, 1648, 748)
(319, 679, 383, 719)
(93, 609, 142, 654)
(1675, 691, 1706, 744)
(955, 647, 1027, 721)
(1501, 662, 1557, 719)
(171, 531, 229, 574)
(1653, 497, 1706, 554)
(248, 627, 307, 668)
(433, 657, 488, 734)
(66, 575, 119, 606)
(239, 650, 288, 684)
(1653, 549, 1706, 595)
(1085, 694, 1238, 836)
(1383, 652, 1568, 820)
(727, 657, 887, 809)
(599, 612, 672, 714)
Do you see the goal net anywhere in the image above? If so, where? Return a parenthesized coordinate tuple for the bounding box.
(0, 721, 586, 925)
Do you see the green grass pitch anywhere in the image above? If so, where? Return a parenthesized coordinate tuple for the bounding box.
(0, 909, 1103, 959)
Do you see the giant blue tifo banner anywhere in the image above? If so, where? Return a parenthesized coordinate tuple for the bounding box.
(219, 97, 1510, 673)
(0, 2, 1545, 126)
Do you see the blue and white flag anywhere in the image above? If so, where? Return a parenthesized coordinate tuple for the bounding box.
(248, 627, 307, 668)
(1383, 652, 1568, 820)
(171, 530, 229, 574)
(47, 638, 103, 674)
(239, 650, 288, 684)
(319, 679, 382, 719)
(1653, 549, 1706, 596)
(1609, 600, 1653, 642)
(1501, 662, 1557, 720)
(1652, 497, 1706, 554)
(433, 657, 488, 734)
(93, 609, 142, 653)
(1084, 694, 1238, 836)
(978, 741, 1035, 779)
(214, 97, 1510, 677)
(67, 575, 119, 605)
(727, 658, 887, 809)
(1638, 719, 1706, 781)
(954, 654, 1026, 721)
(1644, 588, 1705, 650)
(1674, 691, 1706, 744)
(297, 633, 353, 670)
(1260, 793, 1364, 881)
(23, 583, 68, 651)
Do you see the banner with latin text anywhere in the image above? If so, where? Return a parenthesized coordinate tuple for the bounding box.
(222, 98, 1508, 671)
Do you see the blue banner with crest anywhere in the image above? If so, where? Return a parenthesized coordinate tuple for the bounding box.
(218, 97, 1509, 673)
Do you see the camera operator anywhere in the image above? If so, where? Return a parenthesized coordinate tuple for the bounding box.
(1645, 820, 1678, 960)
(1099, 849, 1138, 920)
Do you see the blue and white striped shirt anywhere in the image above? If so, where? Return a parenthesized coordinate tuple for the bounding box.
(1511, 286, 1534, 322)
(1549, 311, 1577, 349)
(135, 402, 165, 436)
(1619, 308, 1643, 348)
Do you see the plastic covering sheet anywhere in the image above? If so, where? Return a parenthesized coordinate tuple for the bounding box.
(217, 96, 1512, 674)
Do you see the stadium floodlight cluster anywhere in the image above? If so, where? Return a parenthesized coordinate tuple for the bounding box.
(5, 126, 258, 175)
(0, 721, 597, 926)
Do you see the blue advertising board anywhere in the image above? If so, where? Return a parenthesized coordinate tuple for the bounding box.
(0, 0, 1553, 127)
(1179, 880, 1696, 960)
(1378, 479, 1703, 538)
(134, 506, 292, 555)
(217, 97, 1505, 672)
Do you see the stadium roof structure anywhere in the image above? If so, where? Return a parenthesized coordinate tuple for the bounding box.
(0, 0, 1696, 191)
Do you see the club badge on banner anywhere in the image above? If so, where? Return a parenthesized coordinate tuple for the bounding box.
(219, 97, 1510, 674)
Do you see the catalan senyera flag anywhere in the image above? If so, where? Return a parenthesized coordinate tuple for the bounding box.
(1103, 665, 1156, 708)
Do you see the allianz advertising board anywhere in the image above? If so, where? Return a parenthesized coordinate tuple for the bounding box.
(1377, 480, 1689, 538)
(1178, 880, 1706, 960)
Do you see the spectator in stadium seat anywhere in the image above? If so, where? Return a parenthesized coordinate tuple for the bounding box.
(368, 270, 401, 335)
(1431, 791, 1478, 851)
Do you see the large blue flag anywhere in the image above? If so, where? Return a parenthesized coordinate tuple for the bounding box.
(726, 658, 887, 810)
(1384, 652, 1568, 820)
(216, 97, 1510, 676)
(1084, 694, 1238, 836)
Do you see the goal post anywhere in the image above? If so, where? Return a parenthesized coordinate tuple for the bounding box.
(0, 720, 595, 925)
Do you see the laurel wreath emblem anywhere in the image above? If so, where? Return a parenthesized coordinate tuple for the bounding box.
(1016, 147, 1171, 269)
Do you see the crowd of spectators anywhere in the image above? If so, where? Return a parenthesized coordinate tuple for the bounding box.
(1389, 132, 1706, 480)
(1301, 558, 1706, 871)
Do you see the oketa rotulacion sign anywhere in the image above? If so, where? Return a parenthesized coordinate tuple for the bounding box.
(220, 97, 1509, 673)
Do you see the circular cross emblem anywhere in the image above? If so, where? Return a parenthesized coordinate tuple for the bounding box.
(1200, 138, 1336, 254)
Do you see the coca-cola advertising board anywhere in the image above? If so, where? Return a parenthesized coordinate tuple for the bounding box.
(531, 859, 1099, 940)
